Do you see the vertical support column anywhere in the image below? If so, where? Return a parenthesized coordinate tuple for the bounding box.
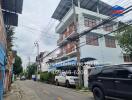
(72, 0, 83, 87)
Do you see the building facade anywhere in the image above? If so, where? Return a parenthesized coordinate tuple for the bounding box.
(51, 0, 130, 87)
(39, 51, 57, 72)
(52, 0, 127, 67)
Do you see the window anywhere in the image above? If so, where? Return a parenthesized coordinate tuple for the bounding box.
(86, 33, 99, 46)
(84, 17, 96, 28)
(105, 36, 116, 48)
(69, 23, 75, 34)
(63, 29, 68, 38)
(115, 69, 130, 78)
(101, 68, 115, 78)
(103, 24, 113, 31)
(123, 54, 132, 62)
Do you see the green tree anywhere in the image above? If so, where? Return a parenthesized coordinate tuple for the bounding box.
(116, 22, 132, 55)
(27, 63, 37, 79)
(13, 55, 23, 75)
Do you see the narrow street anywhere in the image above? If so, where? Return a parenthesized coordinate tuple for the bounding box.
(16, 80, 93, 100)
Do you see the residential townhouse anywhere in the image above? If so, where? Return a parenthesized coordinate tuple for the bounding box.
(51, 0, 131, 87)
(51, 0, 129, 68)
(37, 51, 57, 72)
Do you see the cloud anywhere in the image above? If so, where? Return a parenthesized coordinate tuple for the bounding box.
(14, 0, 60, 68)
(14, 0, 132, 69)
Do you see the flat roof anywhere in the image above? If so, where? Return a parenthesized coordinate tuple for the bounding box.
(52, 0, 112, 21)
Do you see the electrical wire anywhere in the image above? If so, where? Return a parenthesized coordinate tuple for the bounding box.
(39, 5, 132, 60)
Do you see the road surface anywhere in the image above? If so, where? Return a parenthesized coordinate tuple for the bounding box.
(17, 80, 93, 100)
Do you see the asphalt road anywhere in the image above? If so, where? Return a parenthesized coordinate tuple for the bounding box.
(18, 80, 93, 100)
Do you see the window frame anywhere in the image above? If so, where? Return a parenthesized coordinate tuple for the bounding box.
(100, 67, 115, 78)
(105, 36, 116, 48)
(123, 54, 132, 62)
(84, 17, 97, 28)
(114, 68, 131, 79)
(103, 24, 113, 31)
(86, 33, 99, 46)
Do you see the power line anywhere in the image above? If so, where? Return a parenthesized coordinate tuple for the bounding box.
(40, 5, 132, 60)
(74, 23, 132, 51)
(18, 25, 58, 39)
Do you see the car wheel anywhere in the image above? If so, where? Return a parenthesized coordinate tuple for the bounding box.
(93, 87, 105, 100)
(56, 80, 59, 86)
(66, 80, 70, 88)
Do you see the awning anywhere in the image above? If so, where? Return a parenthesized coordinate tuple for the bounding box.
(49, 57, 98, 68)
(50, 57, 77, 68)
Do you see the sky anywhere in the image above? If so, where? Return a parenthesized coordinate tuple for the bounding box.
(14, 0, 60, 68)
(13, 0, 132, 69)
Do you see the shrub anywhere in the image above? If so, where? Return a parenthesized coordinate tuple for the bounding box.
(40, 72, 56, 84)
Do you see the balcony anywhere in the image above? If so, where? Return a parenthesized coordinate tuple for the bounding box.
(57, 31, 76, 46)
(57, 38, 67, 46)
(56, 49, 77, 60)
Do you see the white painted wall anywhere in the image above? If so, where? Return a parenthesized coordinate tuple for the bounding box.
(41, 52, 57, 72)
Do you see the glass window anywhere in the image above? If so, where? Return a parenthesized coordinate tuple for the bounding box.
(86, 33, 99, 46)
(69, 23, 75, 34)
(123, 54, 132, 62)
(84, 17, 96, 28)
(101, 68, 115, 78)
(105, 36, 116, 48)
(103, 24, 113, 31)
(115, 69, 131, 78)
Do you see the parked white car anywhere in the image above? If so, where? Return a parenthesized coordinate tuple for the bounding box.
(55, 72, 78, 87)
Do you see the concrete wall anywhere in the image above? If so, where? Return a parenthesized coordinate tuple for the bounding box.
(41, 52, 57, 72)
(76, 7, 124, 65)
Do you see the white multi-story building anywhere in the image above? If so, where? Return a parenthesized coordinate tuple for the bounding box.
(52, 0, 132, 87)
(40, 51, 57, 72)
(52, 0, 128, 65)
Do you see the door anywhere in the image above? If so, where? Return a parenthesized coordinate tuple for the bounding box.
(98, 67, 116, 96)
(114, 68, 132, 99)
(58, 72, 66, 84)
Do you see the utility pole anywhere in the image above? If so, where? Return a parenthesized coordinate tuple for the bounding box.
(28, 56, 31, 66)
(72, 0, 83, 87)
(34, 41, 40, 80)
